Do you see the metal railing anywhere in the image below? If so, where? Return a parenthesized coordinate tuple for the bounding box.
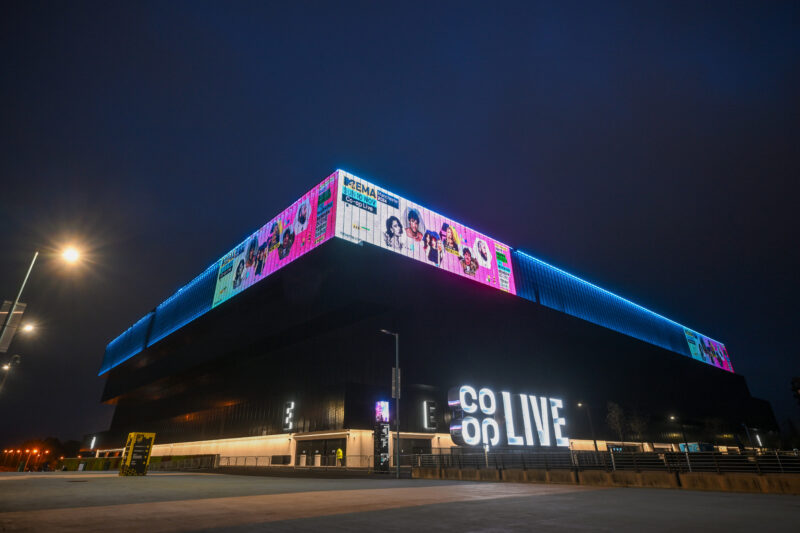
(149, 455, 217, 471)
(409, 450, 800, 474)
(213, 450, 800, 475)
(218, 455, 376, 470)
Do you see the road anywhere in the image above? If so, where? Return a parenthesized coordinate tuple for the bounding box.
(0, 472, 797, 531)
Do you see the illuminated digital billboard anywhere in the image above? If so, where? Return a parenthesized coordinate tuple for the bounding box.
(212, 172, 338, 308)
(375, 401, 390, 423)
(684, 329, 733, 372)
(334, 171, 516, 295)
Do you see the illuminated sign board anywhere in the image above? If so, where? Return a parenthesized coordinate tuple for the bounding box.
(374, 401, 391, 471)
(335, 171, 516, 295)
(684, 329, 733, 372)
(212, 173, 338, 308)
(448, 385, 569, 448)
(119, 432, 156, 476)
(283, 401, 296, 432)
(422, 401, 437, 431)
(375, 400, 390, 423)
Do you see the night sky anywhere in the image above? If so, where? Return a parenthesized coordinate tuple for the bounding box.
(1, 1, 798, 445)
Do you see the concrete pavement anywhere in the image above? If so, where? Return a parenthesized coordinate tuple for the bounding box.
(0, 471, 796, 532)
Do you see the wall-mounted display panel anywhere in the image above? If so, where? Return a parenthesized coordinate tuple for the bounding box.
(212, 172, 338, 308)
(335, 171, 516, 295)
(684, 329, 733, 372)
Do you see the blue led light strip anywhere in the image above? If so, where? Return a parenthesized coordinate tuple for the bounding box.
(514, 249, 722, 344)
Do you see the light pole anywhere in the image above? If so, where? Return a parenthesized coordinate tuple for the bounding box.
(380, 329, 400, 479)
(670, 415, 691, 472)
(0, 252, 38, 353)
(0, 354, 21, 394)
(1, 246, 81, 354)
(577, 402, 598, 452)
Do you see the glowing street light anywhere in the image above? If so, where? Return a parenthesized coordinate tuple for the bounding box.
(22, 324, 34, 333)
(62, 247, 80, 263)
(1, 246, 82, 358)
(0, 355, 21, 393)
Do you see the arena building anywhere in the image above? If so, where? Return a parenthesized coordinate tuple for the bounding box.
(91, 170, 776, 466)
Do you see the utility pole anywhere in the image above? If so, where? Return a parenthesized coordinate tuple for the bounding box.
(0, 252, 38, 353)
(380, 329, 400, 479)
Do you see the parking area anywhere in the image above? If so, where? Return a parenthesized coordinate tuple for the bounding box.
(0, 471, 797, 532)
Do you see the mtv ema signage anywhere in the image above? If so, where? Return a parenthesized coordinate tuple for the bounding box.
(448, 385, 569, 448)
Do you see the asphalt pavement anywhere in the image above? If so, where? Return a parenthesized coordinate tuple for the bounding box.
(0, 471, 797, 532)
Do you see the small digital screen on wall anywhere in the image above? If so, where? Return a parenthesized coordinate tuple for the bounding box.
(684, 329, 733, 372)
(212, 173, 338, 308)
(335, 171, 516, 295)
(375, 401, 390, 423)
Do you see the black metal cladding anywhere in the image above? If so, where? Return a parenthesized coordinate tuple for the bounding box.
(97, 239, 775, 447)
(100, 262, 218, 374)
(512, 250, 692, 357)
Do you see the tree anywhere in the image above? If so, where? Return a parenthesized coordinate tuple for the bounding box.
(606, 402, 626, 442)
(627, 412, 648, 442)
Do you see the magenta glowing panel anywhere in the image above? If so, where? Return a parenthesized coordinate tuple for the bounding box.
(212, 173, 338, 308)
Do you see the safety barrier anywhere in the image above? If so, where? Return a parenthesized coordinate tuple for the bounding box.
(148, 454, 218, 471)
(218, 455, 376, 470)
(410, 450, 800, 474)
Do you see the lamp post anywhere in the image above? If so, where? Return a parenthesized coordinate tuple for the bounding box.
(0, 354, 21, 394)
(0, 252, 38, 353)
(380, 329, 400, 479)
(577, 402, 598, 452)
(670, 415, 691, 472)
(1, 246, 81, 354)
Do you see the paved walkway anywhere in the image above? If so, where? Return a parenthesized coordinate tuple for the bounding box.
(0, 472, 796, 532)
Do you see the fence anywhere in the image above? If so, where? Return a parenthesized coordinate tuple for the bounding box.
(212, 450, 800, 475)
(218, 455, 375, 470)
(411, 450, 800, 475)
(148, 455, 217, 471)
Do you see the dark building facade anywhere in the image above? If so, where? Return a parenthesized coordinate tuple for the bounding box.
(94, 171, 777, 460)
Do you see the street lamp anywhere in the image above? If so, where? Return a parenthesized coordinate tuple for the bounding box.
(379, 328, 400, 479)
(22, 324, 34, 333)
(670, 415, 692, 472)
(0, 247, 81, 354)
(0, 355, 21, 394)
(62, 247, 80, 263)
(577, 402, 598, 452)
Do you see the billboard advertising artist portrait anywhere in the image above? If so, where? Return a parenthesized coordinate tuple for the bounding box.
(336, 171, 516, 295)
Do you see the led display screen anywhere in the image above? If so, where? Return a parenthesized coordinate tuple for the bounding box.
(375, 401, 390, 423)
(684, 329, 733, 372)
(212, 173, 338, 308)
(335, 171, 516, 295)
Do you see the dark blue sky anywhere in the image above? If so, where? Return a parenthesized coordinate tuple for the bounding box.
(1, 1, 798, 443)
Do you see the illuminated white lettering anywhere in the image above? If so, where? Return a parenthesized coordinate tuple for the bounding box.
(502, 392, 523, 445)
(481, 418, 500, 447)
(284, 402, 295, 431)
(478, 388, 496, 415)
(462, 416, 481, 446)
(449, 384, 570, 448)
(460, 386, 478, 414)
(519, 394, 535, 445)
(550, 398, 569, 447)
(529, 395, 551, 446)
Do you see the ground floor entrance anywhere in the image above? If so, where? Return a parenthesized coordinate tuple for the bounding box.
(295, 438, 346, 466)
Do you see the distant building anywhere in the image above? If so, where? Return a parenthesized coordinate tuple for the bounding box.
(91, 170, 776, 464)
